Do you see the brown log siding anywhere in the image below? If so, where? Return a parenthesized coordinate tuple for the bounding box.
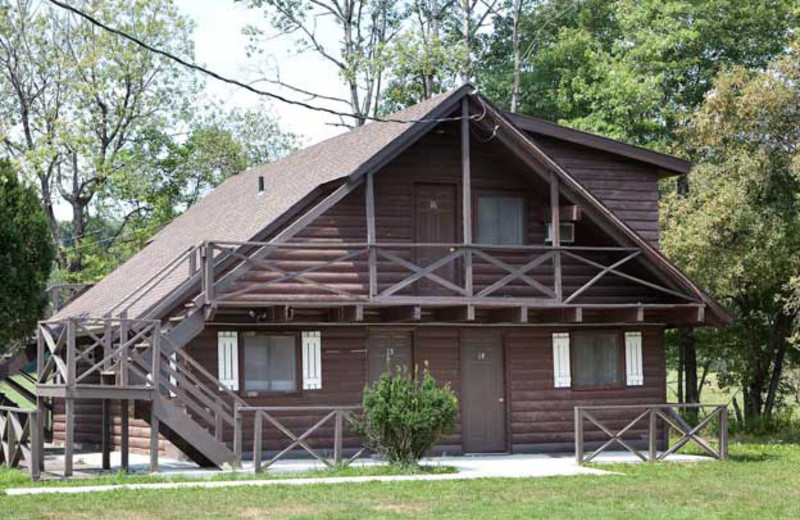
(222, 124, 676, 305)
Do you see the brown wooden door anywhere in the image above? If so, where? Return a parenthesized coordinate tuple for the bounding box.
(414, 183, 457, 294)
(461, 333, 506, 453)
(368, 331, 413, 383)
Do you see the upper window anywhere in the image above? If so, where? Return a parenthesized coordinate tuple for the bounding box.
(572, 332, 621, 388)
(477, 195, 525, 245)
(243, 334, 297, 392)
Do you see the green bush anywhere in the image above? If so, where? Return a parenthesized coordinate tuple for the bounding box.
(355, 368, 458, 466)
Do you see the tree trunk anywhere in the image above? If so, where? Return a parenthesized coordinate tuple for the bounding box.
(765, 312, 793, 417)
(460, 0, 470, 84)
(510, 0, 523, 112)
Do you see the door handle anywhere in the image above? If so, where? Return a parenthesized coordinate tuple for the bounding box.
(498, 397, 505, 403)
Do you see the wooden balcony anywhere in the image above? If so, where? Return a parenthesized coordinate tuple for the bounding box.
(200, 240, 705, 324)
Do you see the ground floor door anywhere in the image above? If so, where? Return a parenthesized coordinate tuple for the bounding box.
(460, 332, 506, 453)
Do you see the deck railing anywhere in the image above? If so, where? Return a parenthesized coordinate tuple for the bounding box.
(574, 403, 728, 464)
(201, 240, 694, 306)
(0, 406, 41, 480)
(233, 405, 365, 472)
(37, 318, 162, 391)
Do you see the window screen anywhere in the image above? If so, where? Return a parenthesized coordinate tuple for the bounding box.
(244, 334, 297, 391)
(477, 195, 525, 245)
(573, 333, 621, 388)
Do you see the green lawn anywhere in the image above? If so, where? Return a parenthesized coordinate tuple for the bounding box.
(3, 439, 800, 519)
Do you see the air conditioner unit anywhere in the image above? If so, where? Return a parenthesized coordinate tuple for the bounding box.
(545, 223, 575, 243)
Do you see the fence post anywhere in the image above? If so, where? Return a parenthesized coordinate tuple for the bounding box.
(648, 408, 658, 462)
(29, 410, 40, 481)
(254, 412, 263, 473)
(574, 407, 584, 465)
(6, 411, 15, 468)
(334, 409, 343, 466)
(233, 403, 242, 470)
(718, 406, 728, 461)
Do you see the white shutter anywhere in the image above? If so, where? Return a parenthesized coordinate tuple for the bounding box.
(217, 331, 239, 391)
(625, 331, 644, 386)
(552, 332, 571, 388)
(302, 331, 322, 390)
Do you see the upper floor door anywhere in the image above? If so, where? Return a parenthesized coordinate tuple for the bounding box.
(414, 183, 457, 295)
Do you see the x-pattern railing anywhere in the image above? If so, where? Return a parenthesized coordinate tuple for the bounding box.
(234, 405, 365, 472)
(37, 318, 161, 389)
(575, 404, 728, 464)
(0, 406, 41, 480)
(202, 240, 693, 305)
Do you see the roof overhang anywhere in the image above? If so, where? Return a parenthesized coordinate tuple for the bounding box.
(504, 112, 692, 176)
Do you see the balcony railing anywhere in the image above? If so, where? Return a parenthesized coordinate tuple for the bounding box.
(200, 240, 691, 307)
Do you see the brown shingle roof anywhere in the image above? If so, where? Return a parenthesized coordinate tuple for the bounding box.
(55, 87, 467, 319)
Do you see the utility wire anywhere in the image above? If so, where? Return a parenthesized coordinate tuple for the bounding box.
(47, 0, 476, 125)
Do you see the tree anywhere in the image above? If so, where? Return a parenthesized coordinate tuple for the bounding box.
(61, 104, 299, 282)
(0, 161, 55, 349)
(240, 0, 402, 125)
(0, 0, 200, 274)
(380, 0, 464, 110)
(478, 0, 798, 149)
(661, 45, 800, 423)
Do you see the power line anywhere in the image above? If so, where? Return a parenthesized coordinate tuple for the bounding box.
(47, 0, 475, 125)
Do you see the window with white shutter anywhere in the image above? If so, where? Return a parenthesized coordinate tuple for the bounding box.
(552, 332, 571, 388)
(217, 331, 239, 391)
(302, 331, 322, 390)
(625, 331, 644, 386)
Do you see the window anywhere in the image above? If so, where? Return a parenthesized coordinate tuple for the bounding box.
(477, 195, 525, 245)
(572, 332, 621, 388)
(243, 334, 297, 392)
(545, 222, 575, 243)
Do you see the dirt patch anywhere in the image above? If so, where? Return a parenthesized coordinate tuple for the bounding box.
(237, 504, 316, 520)
(43, 513, 160, 520)
(374, 502, 430, 514)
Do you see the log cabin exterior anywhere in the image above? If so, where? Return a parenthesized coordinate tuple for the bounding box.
(30, 85, 731, 475)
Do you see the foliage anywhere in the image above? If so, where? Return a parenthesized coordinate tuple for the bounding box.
(239, 0, 402, 125)
(661, 44, 800, 422)
(0, 161, 55, 349)
(478, 0, 798, 148)
(355, 368, 458, 466)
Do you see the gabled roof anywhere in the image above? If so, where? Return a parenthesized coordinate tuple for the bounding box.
(55, 85, 730, 325)
(505, 112, 692, 176)
(55, 87, 469, 320)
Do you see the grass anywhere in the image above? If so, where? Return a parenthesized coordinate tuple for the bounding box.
(0, 462, 455, 490)
(3, 438, 800, 519)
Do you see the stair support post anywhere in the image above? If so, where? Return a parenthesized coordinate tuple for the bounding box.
(120, 400, 129, 472)
(149, 405, 159, 473)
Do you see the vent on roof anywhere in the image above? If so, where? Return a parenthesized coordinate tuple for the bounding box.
(258, 175, 265, 194)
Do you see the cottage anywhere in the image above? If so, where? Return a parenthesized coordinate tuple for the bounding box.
(31, 85, 731, 475)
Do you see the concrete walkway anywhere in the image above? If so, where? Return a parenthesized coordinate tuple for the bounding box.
(5, 451, 712, 496)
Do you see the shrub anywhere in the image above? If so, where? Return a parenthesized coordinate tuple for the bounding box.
(354, 368, 458, 466)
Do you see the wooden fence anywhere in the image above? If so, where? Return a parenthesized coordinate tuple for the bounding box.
(0, 406, 41, 480)
(575, 403, 728, 464)
(233, 405, 364, 472)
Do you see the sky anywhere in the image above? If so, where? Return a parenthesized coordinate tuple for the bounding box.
(174, 0, 349, 147)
